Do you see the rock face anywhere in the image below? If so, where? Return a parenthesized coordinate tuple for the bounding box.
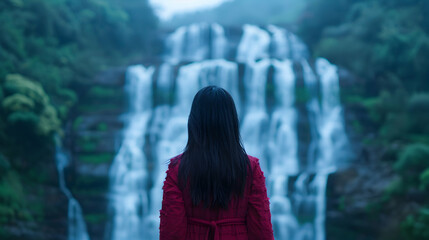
(326, 161, 396, 240)
(324, 80, 409, 240)
(66, 67, 127, 240)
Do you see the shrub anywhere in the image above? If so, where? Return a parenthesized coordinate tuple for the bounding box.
(0, 155, 10, 175)
(408, 93, 429, 134)
(420, 168, 429, 191)
(394, 143, 429, 185)
(1, 74, 61, 137)
(401, 207, 429, 240)
(2, 93, 35, 112)
(0, 172, 30, 223)
(3, 74, 48, 111)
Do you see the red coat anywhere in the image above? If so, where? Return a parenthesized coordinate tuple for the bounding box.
(159, 154, 274, 240)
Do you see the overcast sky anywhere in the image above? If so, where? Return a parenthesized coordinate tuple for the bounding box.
(149, 0, 231, 20)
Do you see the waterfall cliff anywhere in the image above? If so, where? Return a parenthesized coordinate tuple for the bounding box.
(104, 23, 351, 240)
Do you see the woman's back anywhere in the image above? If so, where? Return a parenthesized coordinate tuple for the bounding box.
(160, 154, 274, 240)
(159, 86, 274, 240)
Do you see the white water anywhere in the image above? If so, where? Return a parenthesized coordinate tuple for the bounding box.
(295, 58, 349, 240)
(55, 143, 90, 240)
(240, 59, 271, 172)
(212, 23, 227, 59)
(268, 25, 291, 59)
(107, 65, 154, 240)
(269, 59, 299, 176)
(104, 23, 349, 240)
(315, 58, 349, 170)
(268, 59, 299, 240)
(165, 23, 228, 63)
(268, 25, 309, 60)
(237, 25, 271, 62)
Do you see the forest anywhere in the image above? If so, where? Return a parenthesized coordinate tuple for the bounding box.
(299, 0, 429, 239)
(1, 0, 428, 239)
(0, 0, 158, 238)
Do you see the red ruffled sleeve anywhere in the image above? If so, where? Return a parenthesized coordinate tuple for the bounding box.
(246, 158, 274, 240)
(159, 160, 187, 240)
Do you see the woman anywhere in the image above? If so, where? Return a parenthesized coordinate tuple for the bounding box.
(160, 86, 274, 240)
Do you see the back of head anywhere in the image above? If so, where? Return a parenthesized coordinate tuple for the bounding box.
(178, 85, 250, 209)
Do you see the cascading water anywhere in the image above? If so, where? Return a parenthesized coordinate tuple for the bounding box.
(268, 59, 299, 240)
(240, 59, 271, 172)
(237, 24, 270, 62)
(105, 23, 349, 240)
(55, 140, 90, 240)
(107, 65, 154, 239)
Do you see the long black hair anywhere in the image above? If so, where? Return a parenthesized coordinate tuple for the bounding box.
(177, 86, 250, 209)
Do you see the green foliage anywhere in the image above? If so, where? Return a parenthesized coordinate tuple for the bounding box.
(73, 116, 84, 131)
(7, 111, 39, 132)
(77, 136, 98, 152)
(0, 0, 159, 231)
(84, 213, 107, 224)
(79, 153, 114, 164)
(300, 0, 429, 236)
(338, 196, 346, 212)
(358, 90, 410, 140)
(394, 144, 429, 185)
(384, 178, 405, 197)
(96, 122, 108, 132)
(301, 0, 429, 92)
(0, 155, 10, 176)
(2, 94, 35, 112)
(419, 169, 429, 191)
(299, 0, 355, 47)
(0, 0, 158, 126)
(307, 0, 429, 142)
(3, 74, 49, 110)
(87, 86, 123, 100)
(401, 207, 429, 240)
(0, 172, 31, 223)
(315, 36, 372, 78)
(37, 105, 61, 135)
(408, 93, 429, 134)
(1, 74, 61, 143)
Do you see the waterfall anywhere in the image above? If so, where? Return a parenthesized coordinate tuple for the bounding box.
(269, 59, 299, 176)
(268, 59, 299, 240)
(105, 23, 349, 240)
(165, 23, 228, 63)
(55, 140, 90, 240)
(241, 59, 271, 172)
(301, 60, 320, 170)
(268, 25, 291, 59)
(107, 65, 154, 240)
(315, 58, 349, 170)
(237, 25, 271, 62)
(212, 23, 227, 59)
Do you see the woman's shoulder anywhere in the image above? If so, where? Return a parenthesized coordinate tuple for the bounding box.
(167, 154, 182, 174)
(170, 153, 182, 165)
(166, 154, 182, 173)
(246, 154, 261, 171)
